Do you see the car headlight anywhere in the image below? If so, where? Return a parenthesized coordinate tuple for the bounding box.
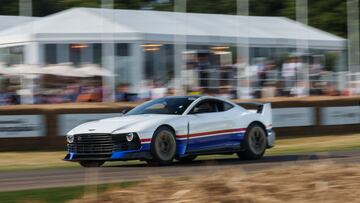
(67, 135, 74, 143)
(126, 133, 135, 142)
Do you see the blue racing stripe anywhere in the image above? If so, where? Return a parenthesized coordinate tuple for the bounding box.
(187, 132, 245, 152)
(111, 143, 151, 159)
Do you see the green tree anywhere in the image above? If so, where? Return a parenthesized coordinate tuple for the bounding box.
(308, 0, 347, 38)
(153, 0, 349, 38)
(0, 0, 19, 16)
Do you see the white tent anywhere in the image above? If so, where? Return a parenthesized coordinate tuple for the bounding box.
(0, 8, 346, 49)
(3, 64, 43, 105)
(0, 62, 13, 75)
(0, 15, 38, 32)
(77, 64, 115, 77)
(10, 64, 44, 75)
(0, 8, 348, 104)
(42, 63, 87, 77)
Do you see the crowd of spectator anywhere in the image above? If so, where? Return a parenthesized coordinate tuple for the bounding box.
(178, 53, 359, 100)
(0, 54, 359, 105)
(246, 56, 356, 98)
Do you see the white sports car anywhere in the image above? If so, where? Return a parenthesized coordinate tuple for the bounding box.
(64, 96, 275, 167)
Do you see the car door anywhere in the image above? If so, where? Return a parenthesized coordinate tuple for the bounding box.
(219, 101, 244, 147)
(186, 99, 235, 153)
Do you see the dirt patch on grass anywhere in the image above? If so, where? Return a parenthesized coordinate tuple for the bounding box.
(70, 163, 360, 203)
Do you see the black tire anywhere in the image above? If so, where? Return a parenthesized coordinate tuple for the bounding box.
(79, 161, 105, 168)
(148, 126, 177, 166)
(237, 123, 267, 160)
(176, 155, 197, 163)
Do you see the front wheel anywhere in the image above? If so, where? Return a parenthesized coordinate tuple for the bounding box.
(237, 123, 267, 160)
(148, 126, 177, 166)
(79, 161, 105, 168)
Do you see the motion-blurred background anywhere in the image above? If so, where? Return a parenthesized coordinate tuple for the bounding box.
(0, 0, 358, 104)
(0, 0, 358, 149)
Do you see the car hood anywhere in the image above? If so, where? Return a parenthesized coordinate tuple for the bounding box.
(67, 114, 179, 135)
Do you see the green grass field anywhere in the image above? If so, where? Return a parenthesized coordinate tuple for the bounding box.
(0, 133, 359, 172)
(0, 182, 135, 203)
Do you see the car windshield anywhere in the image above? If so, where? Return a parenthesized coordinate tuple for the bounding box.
(126, 97, 197, 115)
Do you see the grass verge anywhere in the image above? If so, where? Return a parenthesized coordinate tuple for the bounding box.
(0, 182, 135, 203)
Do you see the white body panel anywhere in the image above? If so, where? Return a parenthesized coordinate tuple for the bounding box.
(67, 96, 274, 151)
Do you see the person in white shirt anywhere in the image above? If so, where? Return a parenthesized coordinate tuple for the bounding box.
(282, 58, 297, 92)
(234, 57, 253, 99)
(309, 58, 323, 81)
(150, 82, 167, 99)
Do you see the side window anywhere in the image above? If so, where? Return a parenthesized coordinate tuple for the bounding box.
(223, 102, 234, 111)
(215, 101, 234, 112)
(190, 100, 218, 114)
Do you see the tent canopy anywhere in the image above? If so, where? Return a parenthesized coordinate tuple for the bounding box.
(0, 15, 38, 32)
(78, 64, 115, 77)
(0, 8, 346, 49)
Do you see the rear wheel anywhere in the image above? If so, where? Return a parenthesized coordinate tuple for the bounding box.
(147, 127, 177, 166)
(79, 161, 105, 168)
(237, 123, 267, 160)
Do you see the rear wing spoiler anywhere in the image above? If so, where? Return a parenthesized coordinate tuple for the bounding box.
(237, 102, 273, 125)
(237, 102, 266, 113)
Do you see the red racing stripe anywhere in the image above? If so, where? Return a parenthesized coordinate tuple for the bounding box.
(140, 138, 151, 143)
(176, 128, 246, 139)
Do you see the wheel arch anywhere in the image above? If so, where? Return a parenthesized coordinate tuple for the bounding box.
(154, 124, 176, 136)
(153, 124, 188, 156)
(247, 121, 267, 136)
(149, 124, 178, 165)
(238, 120, 268, 160)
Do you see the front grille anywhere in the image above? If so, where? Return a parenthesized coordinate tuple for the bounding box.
(68, 133, 141, 154)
